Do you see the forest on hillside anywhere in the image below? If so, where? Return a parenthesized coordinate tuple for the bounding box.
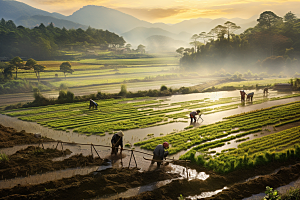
(179, 11, 300, 75)
(0, 19, 126, 59)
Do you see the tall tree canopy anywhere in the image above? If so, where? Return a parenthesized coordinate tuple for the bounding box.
(179, 11, 300, 74)
(60, 62, 74, 79)
(0, 18, 126, 59)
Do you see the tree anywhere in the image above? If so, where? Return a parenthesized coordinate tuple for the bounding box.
(210, 25, 227, 39)
(119, 84, 127, 96)
(60, 62, 74, 79)
(190, 34, 199, 52)
(176, 47, 184, 57)
(9, 56, 24, 79)
(199, 32, 207, 44)
(125, 44, 132, 52)
(284, 11, 297, 23)
(224, 21, 241, 41)
(137, 44, 145, 54)
(33, 64, 46, 82)
(257, 11, 282, 29)
(25, 58, 37, 70)
(3, 65, 13, 79)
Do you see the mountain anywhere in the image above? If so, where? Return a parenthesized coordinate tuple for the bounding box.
(145, 35, 189, 53)
(121, 27, 192, 47)
(0, 0, 259, 48)
(66, 5, 153, 33)
(0, 0, 88, 29)
(15, 15, 88, 29)
(0, 0, 54, 20)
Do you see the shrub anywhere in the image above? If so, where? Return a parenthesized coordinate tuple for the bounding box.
(263, 186, 281, 200)
(160, 85, 168, 91)
(119, 84, 127, 96)
(0, 153, 9, 162)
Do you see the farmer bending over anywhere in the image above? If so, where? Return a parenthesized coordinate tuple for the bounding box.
(240, 90, 246, 102)
(190, 110, 201, 123)
(111, 131, 124, 155)
(89, 99, 98, 109)
(151, 142, 169, 168)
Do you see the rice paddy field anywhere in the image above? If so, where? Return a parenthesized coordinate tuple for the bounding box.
(1, 88, 300, 199)
(3, 89, 300, 170)
(16, 55, 181, 89)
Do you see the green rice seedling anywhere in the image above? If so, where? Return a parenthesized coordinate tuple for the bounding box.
(184, 125, 194, 130)
(0, 153, 9, 162)
(125, 143, 131, 147)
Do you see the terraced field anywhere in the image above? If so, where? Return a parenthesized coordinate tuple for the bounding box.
(136, 100, 300, 173)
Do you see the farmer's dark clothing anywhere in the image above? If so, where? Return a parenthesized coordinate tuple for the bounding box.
(89, 99, 98, 109)
(240, 90, 246, 102)
(247, 92, 254, 102)
(151, 144, 168, 168)
(111, 133, 123, 154)
(190, 111, 197, 123)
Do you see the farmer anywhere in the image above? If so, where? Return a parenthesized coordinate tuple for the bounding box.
(240, 90, 246, 102)
(263, 87, 269, 95)
(247, 92, 254, 102)
(151, 142, 169, 168)
(111, 131, 124, 155)
(190, 110, 201, 123)
(89, 99, 98, 109)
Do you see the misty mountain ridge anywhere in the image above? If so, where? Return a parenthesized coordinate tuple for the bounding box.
(0, 0, 260, 49)
(145, 35, 189, 53)
(15, 15, 88, 29)
(121, 27, 192, 46)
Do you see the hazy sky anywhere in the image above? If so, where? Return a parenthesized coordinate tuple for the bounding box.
(16, 0, 300, 23)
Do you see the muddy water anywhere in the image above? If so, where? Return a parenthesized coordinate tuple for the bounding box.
(1, 90, 300, 161)
(93, 163, 210, 200)
(243, 177, 300, 200)
(0, 166, 99, 189)
(187, 187, 228, 199)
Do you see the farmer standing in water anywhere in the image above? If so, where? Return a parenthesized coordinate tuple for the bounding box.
(190, 110, 201, 123)
(151, 142, 169, 168)
(111, 131, 124, 155)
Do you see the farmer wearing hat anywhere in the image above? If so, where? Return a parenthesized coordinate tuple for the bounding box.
(190, 110, 201, 123)
(111, 131, 124, 155)
(151, 142, 169, 168)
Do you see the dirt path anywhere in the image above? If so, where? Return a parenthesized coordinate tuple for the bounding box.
(0, 168, 179, 200)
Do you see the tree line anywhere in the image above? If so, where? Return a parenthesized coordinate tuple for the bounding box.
(177, 11, 300, 75)
(0, 18, 126, 59)
(0, 56, 74, 82)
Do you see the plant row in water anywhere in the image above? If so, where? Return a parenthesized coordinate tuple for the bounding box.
(135, 101, 300, 155)
(179, 125, 300, 174)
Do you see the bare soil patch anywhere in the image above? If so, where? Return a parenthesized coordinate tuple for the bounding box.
(0, 146, 107, 180)
(117, 160, 300, 200)
(0, 168, 179, 200)
(0, 124, 53, 148)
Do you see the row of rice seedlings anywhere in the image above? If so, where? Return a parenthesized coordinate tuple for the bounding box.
(182, 130, 300, 174)
(275, 116, 300, 127)
(202, 145, 300, 174)
(180, 128, 261, 156)
(137, 101, 300, 156)
(72, 116, 165, 133)
(235, 137, 249, 143)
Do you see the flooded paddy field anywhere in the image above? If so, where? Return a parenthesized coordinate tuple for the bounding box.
(1, 89, 300, 199)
